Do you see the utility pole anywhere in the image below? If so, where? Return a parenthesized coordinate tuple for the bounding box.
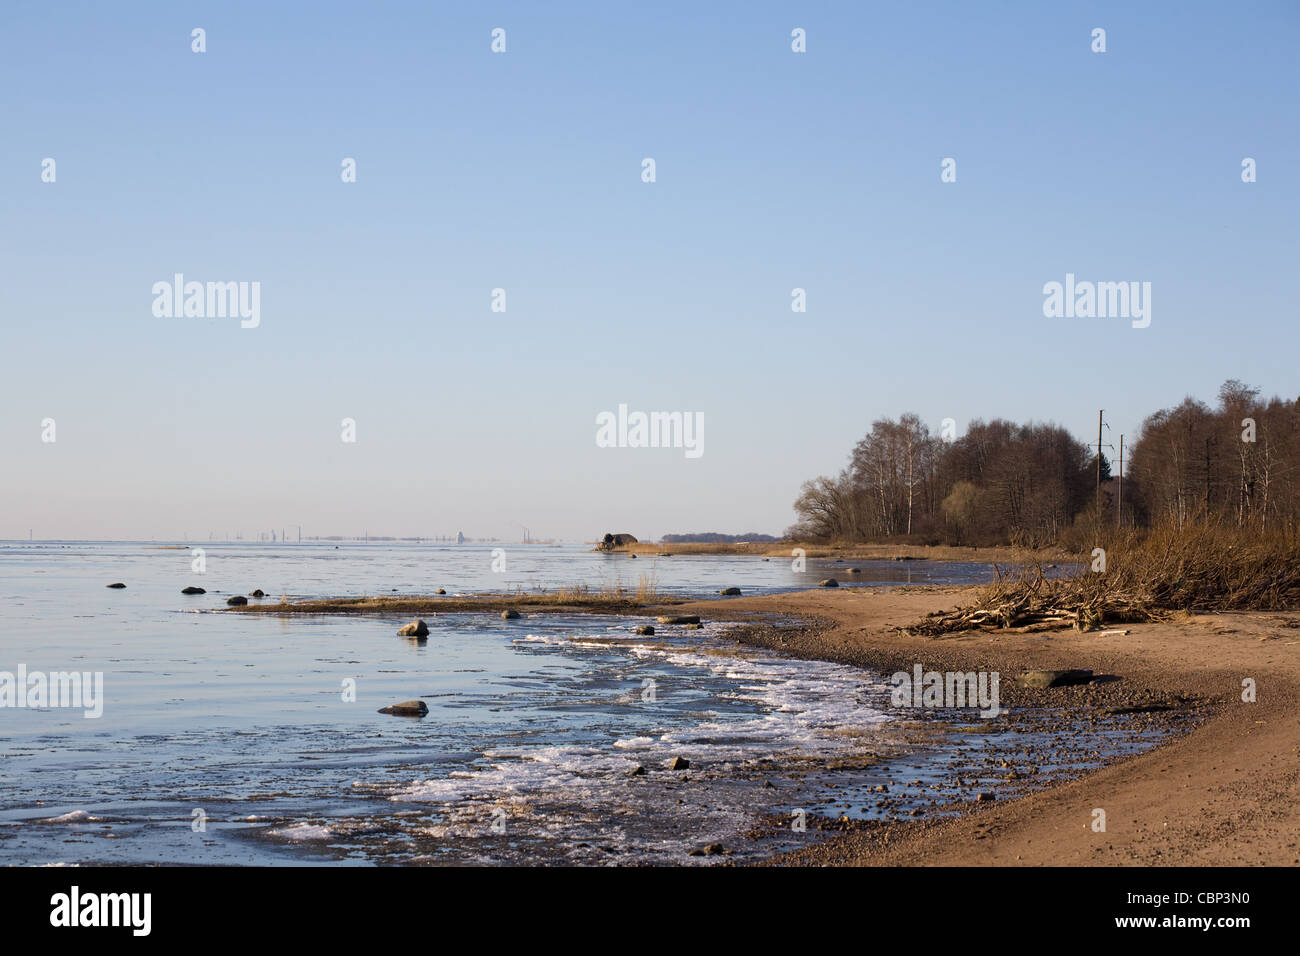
(1096, 410, 1104, 512)
(1094, 410, 1114, 515)
(1116, 435, 1126, 526)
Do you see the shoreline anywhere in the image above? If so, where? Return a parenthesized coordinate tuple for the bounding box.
(593, 541, 1070, 564)
(239, 583, 1300, 865)
(664, 587, 1299, 866)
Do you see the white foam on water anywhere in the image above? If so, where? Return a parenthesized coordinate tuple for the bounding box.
(45, 810, 96, 823)
(390, 619, 895, 813)
(267, 823, 332, 841)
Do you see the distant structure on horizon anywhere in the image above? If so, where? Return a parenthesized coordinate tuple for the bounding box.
(456, 531, 465, 545)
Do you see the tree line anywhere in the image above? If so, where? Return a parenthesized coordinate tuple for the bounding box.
(788, 381, 1300, 547)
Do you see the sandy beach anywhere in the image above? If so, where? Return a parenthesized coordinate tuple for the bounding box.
(229, 578, 1300, 866)
(661, 586, 1300, 867)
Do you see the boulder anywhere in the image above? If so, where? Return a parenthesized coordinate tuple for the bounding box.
(435, 588, 446, 595)
(181, 586, 206, 595)
(226, 595, 248, 606)
(397, 619, 429, 638)
(249, 589, 265, 598)
(819, 579, 839, 588)
(719, 587, 741, 596)
(634, 625, 655, 635)
(597, 533, 639, 552)
(669, 756, 690, 771)
(377, 700, 428, 717)
(106, 583, 126, 589)
(628, 765, 646, 777)
(1016, 669, 1094, 689)
(501, 609, 521, 619)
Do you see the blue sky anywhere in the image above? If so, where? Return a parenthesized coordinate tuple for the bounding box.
(2, 1, 1297, 541)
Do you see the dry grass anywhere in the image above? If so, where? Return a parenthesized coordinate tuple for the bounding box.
(906, 524, 1300, 635)
(231, 575, 670, 617)
(536, 572, 660, 604)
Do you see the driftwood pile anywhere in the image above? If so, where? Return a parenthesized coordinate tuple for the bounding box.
(906, 526, 1300, 637)
(905, 563, 1162, 636)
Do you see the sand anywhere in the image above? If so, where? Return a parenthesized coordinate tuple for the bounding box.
(666, 586, 1300, 866)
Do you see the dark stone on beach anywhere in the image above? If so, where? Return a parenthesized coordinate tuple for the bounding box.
(845, 568, 861, 574)
(1016, 669, 1094, 689)
(688, 848, 705, 856)
(106, 582, 126, 589)
(597, 532, 638, 551)
(378, 700, 428, 717)
(704, 843, 724, 855)
(635, 625, 655, 635)
(719, 587, 741, 595)
(397, 619, 429, 638)
(819, 579, 839, 588)
(501, 609, 521, 619)
(669, 756, 690, 771)
(628, 765, 646, 777)
(977, 792, 996, 802)
(226, 595, 248, 606)
(249, 589, 265, 598)
(629, 554, 637, 559)
(657, 615, 700, 625)
(182, 586, 205, 595)
(436, 588, 446, 595)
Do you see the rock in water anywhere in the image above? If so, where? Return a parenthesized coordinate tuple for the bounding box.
(249, 589, 265, 598)
(501, 609, 521, 619)
(226, 595, 248, 606)
(819, 578, 839, 588)
(378, 700, 428, 717)
(182, 586, 206, 595)
(106, 583, 126, 589)
(634, 625, 655, 635)
(435, 588, 446, 595)
(669, 756, 690, 771)
(719, 587, 741, 596)
(597, 532, 638, 551)
(397, 619, 429, 638)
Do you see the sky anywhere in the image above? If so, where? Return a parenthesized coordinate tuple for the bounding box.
(1, 1, 1297, 542)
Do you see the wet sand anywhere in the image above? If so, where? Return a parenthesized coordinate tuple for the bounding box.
(664, 587, 1300, 866)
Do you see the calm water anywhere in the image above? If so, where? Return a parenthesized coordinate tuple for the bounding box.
(1, 542, 1156, 865)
